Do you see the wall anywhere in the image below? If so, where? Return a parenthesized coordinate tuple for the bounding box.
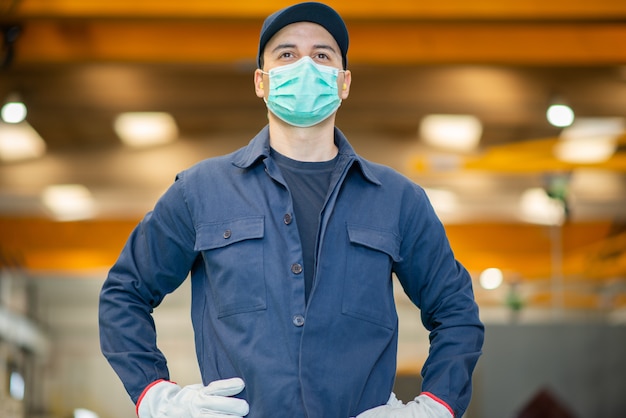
(34, 276, 199, 418)
(472, 323, 626, 418)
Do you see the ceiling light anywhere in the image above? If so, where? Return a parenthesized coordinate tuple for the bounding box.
(113, 112, 178, 148)
(546, 104, 574, 128)
(554, 117, 624, 164)
(560, 117, 624, 140)
(0, 121, 46, 162)
(423, 188, 459, 215)
(42, 184, 96, 221)
(570, 169, 624, 201)
(419, 114, 482, 152)
(519, 188, 565, 226)
(554, 138, 616, 164)
(1, 100, 27, 124)
(479, 268, 503, 290)
(1, 93, 27, 124)
(74, 409, 99, 418)
(9, 371, 25, 400)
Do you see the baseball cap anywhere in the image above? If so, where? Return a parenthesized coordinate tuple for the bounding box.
(257, 2, 349, 69)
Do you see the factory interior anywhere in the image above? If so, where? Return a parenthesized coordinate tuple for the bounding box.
(1, 1, 625, 417)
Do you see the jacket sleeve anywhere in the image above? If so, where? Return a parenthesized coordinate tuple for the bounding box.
(98, 177, 197, 403)
(394, 185, 484, 418)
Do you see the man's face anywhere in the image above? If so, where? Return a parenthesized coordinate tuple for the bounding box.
(254, 22, 351, 101)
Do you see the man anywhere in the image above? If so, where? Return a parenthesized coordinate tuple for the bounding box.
(99, 2, 484, 417)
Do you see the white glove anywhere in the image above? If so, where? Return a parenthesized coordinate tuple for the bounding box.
(137, 378, 249, 418)
(355, 393, 453, 418)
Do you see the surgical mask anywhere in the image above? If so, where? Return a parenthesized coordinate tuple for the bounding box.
(262, 57, 344, 128)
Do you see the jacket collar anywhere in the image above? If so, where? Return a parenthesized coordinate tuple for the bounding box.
(232, 125, 381, 186)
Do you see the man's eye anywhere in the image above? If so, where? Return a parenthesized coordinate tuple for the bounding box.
(280, 52, 294, 59)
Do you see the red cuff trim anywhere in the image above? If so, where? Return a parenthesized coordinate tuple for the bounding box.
(421, 392, 455, 417)
(136, 379, 169, 416)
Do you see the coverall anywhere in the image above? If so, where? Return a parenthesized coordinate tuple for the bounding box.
(99, 126, 484, 417)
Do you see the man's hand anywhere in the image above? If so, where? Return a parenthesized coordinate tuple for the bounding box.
(137, 377, 249, 417)
(356, 393, 453, 418)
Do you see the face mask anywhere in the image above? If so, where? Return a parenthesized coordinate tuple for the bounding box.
(262, 57, 344, 128)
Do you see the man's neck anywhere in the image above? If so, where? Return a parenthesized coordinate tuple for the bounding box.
(268, 116, 338, 162)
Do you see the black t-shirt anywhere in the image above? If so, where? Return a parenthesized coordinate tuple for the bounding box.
(271, 148, 338, 303)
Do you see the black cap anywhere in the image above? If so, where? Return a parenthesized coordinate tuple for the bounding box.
(257, 2, 349, 70)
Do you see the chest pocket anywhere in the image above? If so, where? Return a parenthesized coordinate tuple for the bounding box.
(195, 216, 266, 318)
(342, 224, 402, 330)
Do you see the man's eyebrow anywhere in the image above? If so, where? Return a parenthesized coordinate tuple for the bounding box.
(271, 43, 297, 54)
(270, 43, 338, 55)
(312, 44, 338, 54)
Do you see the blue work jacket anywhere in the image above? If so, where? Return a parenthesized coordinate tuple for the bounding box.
(99, 126, 484, 417)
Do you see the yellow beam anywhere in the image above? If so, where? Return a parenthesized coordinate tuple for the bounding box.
(412, 135, 626, 174)
(0, 217, 137, 271)
(9, 21, 626, 65)
(9, 0, 626, 19)
(444, 222, 614, 279)
(0, 217, 615, 280)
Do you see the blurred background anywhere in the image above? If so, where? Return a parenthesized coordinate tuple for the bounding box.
(1, 1, 625, 417)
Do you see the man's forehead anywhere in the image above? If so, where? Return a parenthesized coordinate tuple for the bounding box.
(267, 21, 338, 47)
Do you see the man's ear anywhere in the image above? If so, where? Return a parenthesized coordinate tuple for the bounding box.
(254, 69, 266, 98)
(340, 70, 351, 100)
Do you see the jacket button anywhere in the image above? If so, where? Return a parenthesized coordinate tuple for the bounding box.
(223, 229, 232, 239)
(291, 263, 303, 275)
(292, 314, 305, 327)
(283, 213, 292, 225)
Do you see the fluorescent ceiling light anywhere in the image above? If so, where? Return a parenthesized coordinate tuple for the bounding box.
(420, 114, 482, 152)
(423, 187, 459, 215)
(114, 112, 178, 148)
(42, 184, 96, 221)
(554, 117, 624, 164)
(74, 409, 99, 418)
(0, 121, 46, 162)
(560, 117, 624, 140)
(554, 138, 616, 164)
(519, 188, 565, 226)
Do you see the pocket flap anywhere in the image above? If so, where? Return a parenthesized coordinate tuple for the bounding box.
(195, 216, 264, 251)
(346, 224, 401, 262)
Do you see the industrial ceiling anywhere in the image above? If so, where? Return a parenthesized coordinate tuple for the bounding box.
(1, 0, 626, 312)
